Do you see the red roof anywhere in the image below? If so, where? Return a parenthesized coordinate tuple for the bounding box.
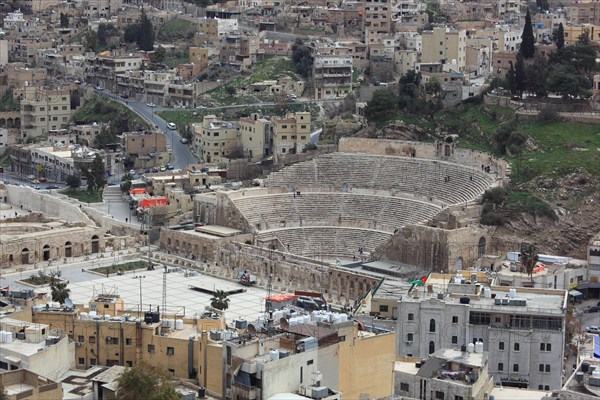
(138, 197, 168, 208)
(130, 188, 147, 195)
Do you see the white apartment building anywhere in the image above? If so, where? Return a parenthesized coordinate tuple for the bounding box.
(396, 274, 567, 391)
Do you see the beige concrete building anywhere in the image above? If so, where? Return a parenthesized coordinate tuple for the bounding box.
(0, 369, 63, 400)
(86, 53, 143, 92)
(568, 1, 600, 25)
(18, 87, 73, 140)
(239, 113, 271, 161)
(124, 131, 169, 169)
(363, 0, 392, 43)
(271, 111, 311, 159)
(421, 27, 467, 72)
(189, 47, 210, 72)
(313, 55, 353, 100)
(193, 115, 240, 163)
(0, 40, 8, 67)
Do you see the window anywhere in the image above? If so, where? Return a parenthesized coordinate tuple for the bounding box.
(539, 364, 544, 372)
(429, 341, 435, 354)
(513, 364, 519, 372)
(89, 336, 96, 343)
(307, 360, 314, 365)
(540, 343, 551, 351)
(379, 305, 388, 312)
(148, 344, 155, 354)
(106, 337, 118, 345)
(167, 347, 175, 356)
(429, 319, 436, 332)
(78, 335, 84, 343)
(546, 364, 551, 373)
(435, 391, 444, 400)
(407, 333, 413, 342)
(408, 313, 414, 321)
(78, 358, 84, 364)
(452, 316, 458, 323)
(126, 338, 133, 345)
(469, 312, 490, 325)
(451, 335, 458, 344)
(90, 358, 97, 365)
(499, 342, 504, 350)
(514, 343, 520, 351)
(455, 396, 464, 400)
(126, 361, 133, 367)
(498, 363, 504, 371)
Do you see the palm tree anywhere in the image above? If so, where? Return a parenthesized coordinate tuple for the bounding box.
(210, 290, 230, 311)
(521, 243, 539, 284)
(50, 281, 70, 304)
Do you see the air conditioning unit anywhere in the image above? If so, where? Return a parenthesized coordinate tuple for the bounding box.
(76, 342, 83, 346)
(406, 341, 413, 344)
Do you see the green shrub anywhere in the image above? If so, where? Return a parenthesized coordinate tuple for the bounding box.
(482, 187, 508, 205)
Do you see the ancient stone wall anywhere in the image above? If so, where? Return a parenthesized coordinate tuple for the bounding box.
(373, 224, 490, 273)
(7, 186, 92, 224)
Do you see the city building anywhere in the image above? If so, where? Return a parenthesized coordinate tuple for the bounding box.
(396, 273, 567, 390)
(421, 27, 467, 72)
(193, 115, 240, 163)
(312, 55, 352, 100)
(363, 0, 392, 43)
(394, 348, 494, 400)
(239, 113, 271, 161)
(0, 369, 63, 400)
(271, 111, 311, 159)
(18, 87, 73, 140)
(124, 131, 169, 169)
(86, 53, 143, 92)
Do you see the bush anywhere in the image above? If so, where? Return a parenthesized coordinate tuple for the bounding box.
(480, 212, 505, 226)
(537, 107, 561, 123)
(482, 187, 508, 205)
(303, 143, 317, 152)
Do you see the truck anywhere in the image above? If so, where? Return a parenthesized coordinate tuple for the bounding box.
(238, 271, 257, 286)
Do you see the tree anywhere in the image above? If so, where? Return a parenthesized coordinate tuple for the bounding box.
(520, 243, 539, 284)
(554, 23, 565, 49)
(425, 77, 442, 99)
(549, 45, 597, 79)
(80, 154, 106, 192)
(210, 289, 230, 310)
(138, 11, 155, 51)
(116, 362, 179, 400)
(84, 29, 98, 52)
(151, 45, 166, 63)
(291, 39, 313, 78)
(515, 54, 526, 98)
(547, 64, 592, 99)
(60, 12, 69, 28)
(124, 24, 141, 43)
(524, 55, 548, 97)
(506, 63, 516, 96)
(50, 281, 70, 304)
(577, 28, 591, 45)
(364, 89, 398, 121)
(520, 9, 535, 59)
(225, 85, 236, 97)
(399, 69, 421, 98)
(66, 174, 81, 190)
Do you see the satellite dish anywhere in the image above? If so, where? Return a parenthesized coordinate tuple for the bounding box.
(247, 324, 257, 334)
(64, 298, 74, 309)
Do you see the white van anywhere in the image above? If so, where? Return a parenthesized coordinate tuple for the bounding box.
(167, 122, 176, 130)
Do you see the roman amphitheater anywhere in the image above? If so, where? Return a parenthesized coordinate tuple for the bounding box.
(161, 137, 509, 305)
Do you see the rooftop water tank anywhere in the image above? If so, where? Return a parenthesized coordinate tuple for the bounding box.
(467, 343, 475, 353)
(269, 349, 279, 361)
(80, 312, 88, 320)
(482, 287, 491, 299)
(509, 288, 517, 298)
(235, 320, 248, 330)
(475, 341, 484, 353)
(175, 320, 184, 330)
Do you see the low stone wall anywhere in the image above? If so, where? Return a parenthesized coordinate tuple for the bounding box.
(6, 186, 92, 224)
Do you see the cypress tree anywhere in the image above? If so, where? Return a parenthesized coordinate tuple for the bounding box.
(515, 54, 526, 98)
(137, 11, 155, 52)
(520, 9, 535, 59)
(556, 23, 565, 49)
(506, 63, 516, 97)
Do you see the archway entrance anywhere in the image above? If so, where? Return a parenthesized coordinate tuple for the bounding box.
(21, 248, 30, 264)
(43, 245, 50, 261)
(91, 235, 99, 254)
(477, 237, 486, 258)
(454, 257, 463, 271)
(65, 242, 72, 258)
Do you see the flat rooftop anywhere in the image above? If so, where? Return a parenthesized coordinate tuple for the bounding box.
(195, 225, 242, 237)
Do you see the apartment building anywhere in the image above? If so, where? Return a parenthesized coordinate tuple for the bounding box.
(18, 87, 73, 139)
(124, 131, 169, 169)
(5, 64, 47, 89)
(394, 348, 494, 400)
(563, 24, 600, 45)
(193, 115, 240, 163)
(84, 0, 124, 19)
(31, 295, 225, 395)
(363, 0, 392, 43)
(568, 1, 600, 25)
(239, 113, 271, 161)
(196, 17, 239, 40)
(271, 111, 311, 159)
(189, 47, 210, 72)
(497, 0, 520, 21)
(222, 319, 395, 400)
(86, 53, 143, 92)
(313, 55, 353, 100)
(396, 274, 567, 391)
(0, 369, 63, 400)
(421, 27, 467, 72)
(219, 35, 259, 69)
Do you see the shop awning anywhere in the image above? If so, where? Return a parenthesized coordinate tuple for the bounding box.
(569, 289, 583, 298)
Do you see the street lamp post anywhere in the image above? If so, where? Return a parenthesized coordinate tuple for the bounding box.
(134, 275, 146, 316)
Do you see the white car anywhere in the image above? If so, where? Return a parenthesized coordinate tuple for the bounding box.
(196, 105, 207, 109)
(167, 122, 177, 130)
(586, 326, 600, 334)
(146, 103, 156, 107)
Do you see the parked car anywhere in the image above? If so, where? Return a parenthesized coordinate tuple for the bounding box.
(129, 169, 136, 175)
(196, 105, 207, 109)
(146, 103, 156, 107)
(586, 326, 600, 334)
(38, 177, 47, 182)
(167, 122, 177, 130)
(180, 138, 188, 144)
(46, 185, 60, 190)
(586, 306, 600, 313)
(167, 164, 174, 170)
(160, 165, 167, 172)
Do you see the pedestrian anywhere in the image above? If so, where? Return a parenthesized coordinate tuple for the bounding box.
(125, 218, 128, 223)
(20, 204, 23, 210)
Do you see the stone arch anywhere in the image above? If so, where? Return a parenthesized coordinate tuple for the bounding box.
(429, 318, 436, 333)
(429, 340, 435, 354)
(65, 241, 72, 258)
(454, 257, 463, 271)
(477, 237, 486, 258)
(21, 248, 30, 264)
(43, 244, 51, 261)
(0, 118, 5, 128)
(91, 235, 100, 254)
